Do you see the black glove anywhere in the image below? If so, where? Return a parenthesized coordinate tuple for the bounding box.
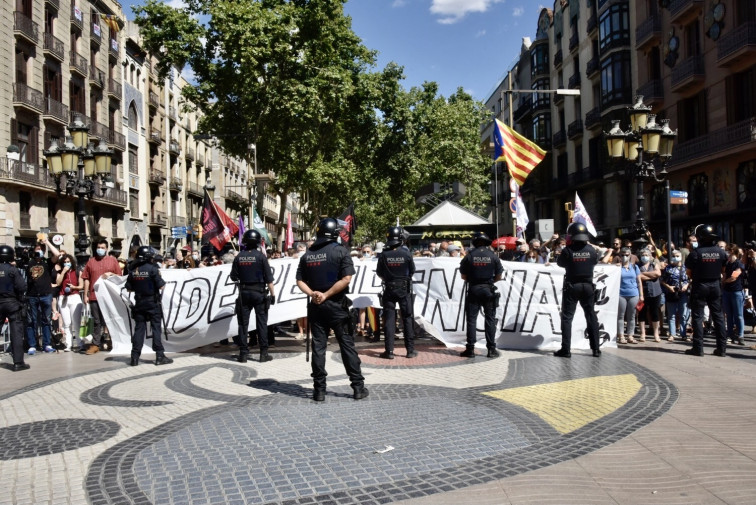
(268, 295, 276, 306)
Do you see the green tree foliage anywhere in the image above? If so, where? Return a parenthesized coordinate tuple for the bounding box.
(134, 0, 491, 245)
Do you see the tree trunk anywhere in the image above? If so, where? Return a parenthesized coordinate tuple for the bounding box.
(275, 192, 288, 251)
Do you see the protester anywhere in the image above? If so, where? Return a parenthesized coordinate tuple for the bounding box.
(661, 249, 690, 342)
(722, 243, 745, 345)
(637, 248, 663, 343)
(616, 247, 642, 344)
(81, 239, 122, 354)
(56, 254, 84, 352)
(24, 237, 61, 354)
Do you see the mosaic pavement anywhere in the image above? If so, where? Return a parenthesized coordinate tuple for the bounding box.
(0, 348, 677, 505)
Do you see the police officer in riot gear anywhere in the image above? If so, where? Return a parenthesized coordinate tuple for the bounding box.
(231, 229, 275, 363)
(125, 246, 173, 366)
(296, 217, 368, 402)
(555, 222, 600, 358)
(376, 226, 417, 359)
(685, 224, 728, 356)
(459, 231, 503, 358)
(0, 245, 30, 371)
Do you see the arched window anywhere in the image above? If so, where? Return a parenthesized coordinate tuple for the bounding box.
(127, 102, 138, 130)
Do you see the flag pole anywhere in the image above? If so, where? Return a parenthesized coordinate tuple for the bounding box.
(508, 70, 517, 239)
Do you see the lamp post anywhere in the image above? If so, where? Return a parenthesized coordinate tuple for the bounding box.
(604, 95, 677, 251)
(44, 114, 114, 263)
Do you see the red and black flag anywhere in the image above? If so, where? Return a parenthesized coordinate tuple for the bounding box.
(337, 203, 357, 248)
(201, 189, 239, 251)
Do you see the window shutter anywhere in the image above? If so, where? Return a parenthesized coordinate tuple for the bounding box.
(30, 126, 39, 165)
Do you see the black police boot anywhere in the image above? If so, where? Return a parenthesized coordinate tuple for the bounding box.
(406, 350, 418, 358)
(460, 347, 475, 358)
(155, 355, 174, 366)
(684, 348, 704, 356)
(12, 363, 30, 372)
(129, 357, 139, 366)
(487, 348, 500, 358)
(313, 390, 326, 402)
(713, 348, 726, 357)
(238, 353, 248, 363)
(553, 348, 571, 358)
(592, 349, 601, 357)
(259, 351, 273, 362)
(352, 386, 369, 400)
(379, 351, 394, 359)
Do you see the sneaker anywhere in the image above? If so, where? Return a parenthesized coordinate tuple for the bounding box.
(44, 346, 55, 353)
(27, 347, 36, 356)
(84, 345, 100, 355)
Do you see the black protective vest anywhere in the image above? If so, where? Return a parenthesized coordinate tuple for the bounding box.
(235, 250, 270, 285)
(378, 249, 413, 280)
(686, 246, 727, 283)
(0, 264, 17, 298)
(558, 243, 597, 282)
(462, 247, 499, 284)
(128, 263, 159, 296)
(299, 242, 344, 292)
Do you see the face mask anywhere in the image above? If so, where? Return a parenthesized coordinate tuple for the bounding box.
(622, 256, 630, 264)
(671, 257, 681, 264)
(64, 262, 72, 268)
(527, 258, 536, 263)
(36, 251, 44, 258)
(192, 254, 199, 260)
(640, 256, 650, 264)
(691, 242, 698, 249)
(363, 253, 370, 257)
(96, 248, 106, 257)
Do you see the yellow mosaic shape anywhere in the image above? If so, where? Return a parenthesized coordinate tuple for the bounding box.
(483, 374, 642, 434)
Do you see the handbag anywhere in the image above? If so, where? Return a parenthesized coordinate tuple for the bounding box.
(636, 300, 645, 312)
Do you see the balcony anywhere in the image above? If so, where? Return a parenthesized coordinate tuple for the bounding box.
(148, 127, 162, 145)
(552, 130, 567, 148)
(532, 95, 551, 113)
(717, 22, 756, 70)
(148, 169, 165, 185)
(554, 91, 565, 106)
(91, 23, 102, 45)
(531, 62, 549, 79)
(70, 5, 83, 32)
(45, 0, 60, 9)
(14, 11, 39, 43)
(670, 54, 705, 94)
(149, 209, 167, 227)
(669, 117, 756, 167)
(69, 111, 89, 127)
(169, 106, 178, 121)
(149, 91, 159, 109)
(107, 79, 122, 100)
(90, 121, 110, 141)
(586, 55, 600, 79)
(169, 176, 183, 191)
(48, 217, 58, 233)
(0, 158, 56, 192)
(568, 73, 581, 89)
(553, 49, 563, 69)
(569, 32, 579, 53)
(168, 140, 180, 156)
(636, 13, 662, 50)
(568, 119, 584, 139)
(225, 189, 246, 205)
(187, 181, 202, 197)
(185, 147, 195, 162)
(43, 96, 69, 125)
(92, 183, 127, 207)
(43, 32, 65, 61)
(109, 37, 119, 59)
(669, 0, 704, 26)
(108, 129, 126, 151)
(89, 67, 105, 88)
(69, 51, 88, 77)
(513, 96, 533, 122)
(20, 212, 32, 230)
(585, 107, 602, 130)
(170, 215, 186, 228)
(586, 14, 597, 35)
(636, 79, 664, 107)
(196, 154, 205, 167)
(13, 83, 44, 113)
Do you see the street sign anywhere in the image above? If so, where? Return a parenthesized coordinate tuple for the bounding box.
(669, 190, 688, 205)
(509, 198, 517, 213)
(171, 226, 187, 238)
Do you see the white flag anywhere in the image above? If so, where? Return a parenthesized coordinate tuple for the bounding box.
(573, 192, 598, 237)
(515, 184, 529, 238)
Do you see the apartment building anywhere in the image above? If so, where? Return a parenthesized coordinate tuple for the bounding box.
(484, 0, 756, 244)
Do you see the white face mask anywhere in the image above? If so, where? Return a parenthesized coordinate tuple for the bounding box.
(622, 256, 631, 263)
(640, 255, 651, 264)
(527, 258, 536, 263)
(64, 262, 72, 268)
(96, 248, 107, 257)
(671, 256, 681, 263)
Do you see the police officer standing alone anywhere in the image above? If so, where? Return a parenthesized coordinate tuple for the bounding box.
(296, 217, 368, 402)
(231, 230, 275, 363)
(684, 224, 728, 356)
(125, 246, 173, 366)
(459, 231, 503, 358)
(0, 246, 30, 371)
(555, 222, 601, 358)
(376, 226, 417, 359)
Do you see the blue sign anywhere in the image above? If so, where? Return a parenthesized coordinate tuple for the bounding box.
(171, 226, 187, 238)
(669, 190, 688, 198)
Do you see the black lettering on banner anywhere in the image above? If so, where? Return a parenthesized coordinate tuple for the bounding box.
(501, 269, 527, 332)
(117, 286, 134, 336)
(161, 281, 178, 332)
(419, 267, 465, 331)
(518, 271, 561, 334)
(355, 263, 382, 294)
(173, 277, 211, 333)
(276, 262, 307, 303)
(208, 270, 236, 324)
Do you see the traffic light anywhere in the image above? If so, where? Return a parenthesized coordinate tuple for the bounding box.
(564, 202, 574, 221)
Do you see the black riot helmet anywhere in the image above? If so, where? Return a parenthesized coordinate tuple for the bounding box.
(472, 231, 492, 247)
(135, 246, 153, 262)
(566, 222, 591, 243)
(694, 224, 718, 245)
(243, 229, 262, 248)
(386, 226, 404, 248)
(0, 245, 14, 263)
(316, 217, 340, 241)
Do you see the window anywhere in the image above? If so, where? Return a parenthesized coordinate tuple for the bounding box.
(531, 43, 549, 77)
(575, 142, 583, 171)
(128, 102, 138, 130)
(600, 50, 632, 108)
(649, 47, 661, 80)
(557, 153, 568, 183)
(15, 46, 30, 84)
(684, 20, 701, 58)
(128, 146, 138, 175)
(678, 90, 707, 142)
(726, 65, 755, 125)
(10, 119, 38, 165)
(598, 3, 630, 52)
(43, 64, 62, 101)
(44, 8, 55, 35)
(688, 173, 709, 216)
(531, 78, 551, 109)
(735, 0, 756, 24)
(90, 92, 99, 122)
(129, 190, 139, 217)
(70, 79, 86, 115)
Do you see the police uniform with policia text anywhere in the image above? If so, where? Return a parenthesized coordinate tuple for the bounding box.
(459, 232, 503, 358)
(376, 226, 417, 359)
(684, 224, 728, 356)
(125, 246, 172, 366)
(231, 229, 275, 363)
(555, 222, 601, 358)
(0, 246, 30, 371)
(296, 217, 368, 402)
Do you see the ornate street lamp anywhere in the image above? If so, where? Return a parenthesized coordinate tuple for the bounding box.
(43, 114, 115, 262)
(604, 96, 677, 250)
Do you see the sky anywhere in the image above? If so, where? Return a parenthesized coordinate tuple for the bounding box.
(119, 0, 546, 102)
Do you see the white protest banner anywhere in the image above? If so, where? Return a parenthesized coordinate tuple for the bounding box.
(95, 258, 620, 355)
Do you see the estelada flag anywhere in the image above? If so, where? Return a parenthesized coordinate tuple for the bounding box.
(337, 203, 357, 248)
(202, 189, 238, 250)
(493, 119, 546, 186)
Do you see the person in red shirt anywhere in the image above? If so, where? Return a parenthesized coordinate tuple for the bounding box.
(81, 239, 122, 354)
